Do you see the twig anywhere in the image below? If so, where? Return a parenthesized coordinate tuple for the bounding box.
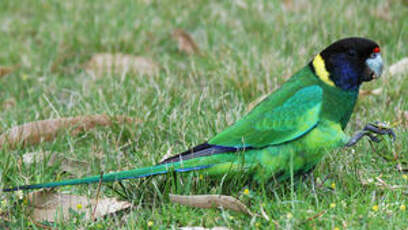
(28, 216, 52, 229)
(375, 176, 406, 190)
(297, 210, 327, 228)
(259, 203, 270, 221)
(91, 171, 104, 221)
(306, 210, 326, 221)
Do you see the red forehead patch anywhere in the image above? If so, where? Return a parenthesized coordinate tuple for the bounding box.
(373, 47, 380, 53)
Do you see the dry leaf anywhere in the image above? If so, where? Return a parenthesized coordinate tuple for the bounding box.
(172, 29, 200, 55)
(0, 115, 139, 149)
(389, 57, 408, 76)
(23, 151, 89, 176)
(0, 65, 18, 77)
(180, 227, 230, 230)
(85, 53, 159, 78)
(28, 190, 131, 222)
(169, 194, 253, 215)
(359, 87, 383, 96)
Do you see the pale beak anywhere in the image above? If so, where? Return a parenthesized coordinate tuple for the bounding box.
(366, 53, 383, 79)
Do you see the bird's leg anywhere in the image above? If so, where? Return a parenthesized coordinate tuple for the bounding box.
(346, 122, 396, 147)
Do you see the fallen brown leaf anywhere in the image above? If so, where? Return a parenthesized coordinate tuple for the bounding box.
(389, 57, 408, 76)
(23, 151, 89, 176)
(169, 194, 253, 215)
(28, 190, 131, 222)
(0, 65, 18, 78)
(359, 87, 383, 96)
(0, 115, 139, 149)
(172, 29, 200, 55)
(85, 53, 159, 77)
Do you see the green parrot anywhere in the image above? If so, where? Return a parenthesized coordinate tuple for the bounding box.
(3, 37, 395, 192)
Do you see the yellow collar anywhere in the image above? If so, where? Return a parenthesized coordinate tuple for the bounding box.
(312, 54, 335, 87)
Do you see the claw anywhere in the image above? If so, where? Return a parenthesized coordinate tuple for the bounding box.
(346, 121, 396, 147)
(366, 122, 396, 141)
(367, 133, 381, 143)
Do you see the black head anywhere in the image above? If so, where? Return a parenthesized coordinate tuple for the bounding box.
(311, 37, 383, 91)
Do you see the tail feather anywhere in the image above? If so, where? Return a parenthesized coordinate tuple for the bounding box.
(3, 163, 213, 192)
(3, 142, 240, 192)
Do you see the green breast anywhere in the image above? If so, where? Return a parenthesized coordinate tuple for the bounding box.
(318, 84, 359, 130)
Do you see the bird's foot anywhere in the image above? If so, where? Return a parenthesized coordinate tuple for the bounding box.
(346, 121, 396, 147)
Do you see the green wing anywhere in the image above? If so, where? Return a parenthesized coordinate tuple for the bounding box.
(209, 85, 323, 148)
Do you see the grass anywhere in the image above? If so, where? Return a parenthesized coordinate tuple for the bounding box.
(0, 0, 407, 229)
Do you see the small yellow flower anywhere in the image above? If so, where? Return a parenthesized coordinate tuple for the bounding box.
(147, 221, 154, 227)
(229, 215, 234, 220)
(286, 212, 293, 219)
(400, 204, 406, 211)
(331, 183, 336, 189)
(334, 227, 340, 230)
(243, 188, 250, 195)
(372, 205, 379, 211)
(402, 175, 408, 180)
(199, 174, 204, 180)
(330, 203, 336, 208)
(76, 203, 83, 210)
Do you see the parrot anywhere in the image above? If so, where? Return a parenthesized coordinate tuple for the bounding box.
(3, 37, 395, 192)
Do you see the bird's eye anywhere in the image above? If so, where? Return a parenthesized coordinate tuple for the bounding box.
(370, 53, 378, 59)
(347, 49, 357, 57)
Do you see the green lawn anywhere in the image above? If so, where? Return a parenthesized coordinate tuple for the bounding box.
(0, 0, 407, 229)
